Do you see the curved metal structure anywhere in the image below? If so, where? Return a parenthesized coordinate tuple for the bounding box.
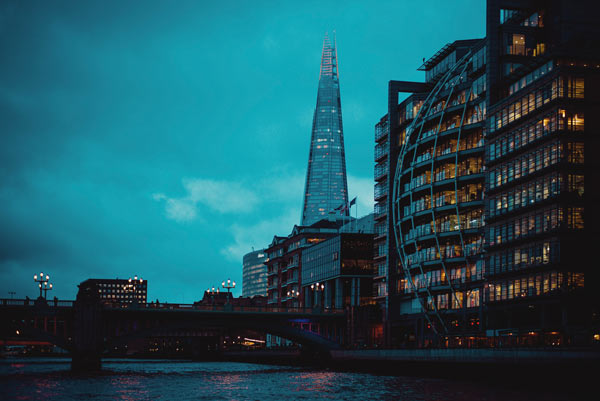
(393, 50, 486, 338)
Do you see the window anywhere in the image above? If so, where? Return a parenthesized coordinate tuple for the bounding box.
(567, 142, 584, 164)
(568, 174, 584, 196)
(567, 207, 584, 229)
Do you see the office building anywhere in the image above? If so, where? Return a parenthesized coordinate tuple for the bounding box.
(301, 32, 349, 226)
(379, 0, 600, 347)
(78, 278, 147, 304)
(242, 250, 268, 298)
(265, 219, 343, 307)
(301, 233, 374, 309)
(483, 0, 600, 346)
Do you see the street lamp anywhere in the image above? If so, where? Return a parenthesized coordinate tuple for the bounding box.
(222, 279, 236, 305)
(286, 290, 300, 308)
(310, 282, 325, 307)
(42, 282, 53, 299)
(206, 286, 220, 305)
(33, 272, 50, 299)
(8, 291, 15, 299)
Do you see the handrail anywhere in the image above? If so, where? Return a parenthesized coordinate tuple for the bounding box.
(0, 299, 345, 315)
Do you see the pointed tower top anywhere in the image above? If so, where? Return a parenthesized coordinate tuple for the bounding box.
(319, 32, 338, 80)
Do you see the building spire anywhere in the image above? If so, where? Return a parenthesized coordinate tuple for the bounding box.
(301, 32, 348, 226)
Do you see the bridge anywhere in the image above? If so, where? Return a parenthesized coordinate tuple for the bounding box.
(0, 295, 346, 370)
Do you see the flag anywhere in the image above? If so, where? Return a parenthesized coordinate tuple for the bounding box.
(349, 197, 357, 207)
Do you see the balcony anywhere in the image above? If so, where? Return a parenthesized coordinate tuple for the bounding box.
(375, 141, 388, 162)
(375, 121, 389, 142)
(375, 163, 388, 181)
(375, 223, 388, 239)
(374, 203, 388, 219)
(374, 182, 388, 200)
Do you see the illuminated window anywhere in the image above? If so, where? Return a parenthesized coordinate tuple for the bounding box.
(567, 207, 584, 229)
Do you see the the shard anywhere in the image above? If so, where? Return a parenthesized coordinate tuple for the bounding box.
(301, 32, 349, 226)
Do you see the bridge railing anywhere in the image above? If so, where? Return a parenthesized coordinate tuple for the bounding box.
(0, 299, 345, 316)
(103, 302, 346, 315)
(0, 299, 74, 307)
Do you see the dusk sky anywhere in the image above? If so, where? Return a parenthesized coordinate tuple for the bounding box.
(0, 0, 485, 302)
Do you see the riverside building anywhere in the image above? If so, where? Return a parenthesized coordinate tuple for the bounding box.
(379, 0, 600, 348)
(242, 250, 268, 298)
(483, 0, 600, 347)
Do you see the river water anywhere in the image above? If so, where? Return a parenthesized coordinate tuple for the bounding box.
(0, 358, 588, 400)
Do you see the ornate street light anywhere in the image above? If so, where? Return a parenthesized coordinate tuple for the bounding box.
(222, 279, 236, 305)
(310, 282, 325, 307)
(42, 282, 53, 299)
(33, 272, 50, 299)
(206, 286, 220, 305)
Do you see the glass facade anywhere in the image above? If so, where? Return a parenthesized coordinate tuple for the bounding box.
(380, 0, 600, 348)
(301, 233, 374, 309)
(242, 250, 268, 298)
(301, 33, 348, 225)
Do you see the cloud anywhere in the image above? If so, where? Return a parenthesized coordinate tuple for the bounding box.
(153, 177, 260, 222)
(347, 174, 374, 216)
(221, 208, 299, 262)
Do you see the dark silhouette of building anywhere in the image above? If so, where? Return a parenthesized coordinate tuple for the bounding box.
(302, 32, 349, 225)
(78, 278, 147, 304)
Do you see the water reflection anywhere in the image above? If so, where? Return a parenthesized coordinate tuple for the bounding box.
(0, 359, 588, 401)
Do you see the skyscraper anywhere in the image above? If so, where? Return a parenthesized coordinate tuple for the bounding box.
(301, 32, 349, 226)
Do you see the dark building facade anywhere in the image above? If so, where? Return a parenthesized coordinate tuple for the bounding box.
(380, 0, 600, 348)
(78, 278, 148, 304)
(483, 0, 600, 346)
(301, 233, 374, 309)
(301, 32, 349, 226)
(265, 219, 343, 307)
(242, 249, 268, 298)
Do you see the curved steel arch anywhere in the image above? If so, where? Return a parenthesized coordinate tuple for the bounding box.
(392, 49, 480, 336)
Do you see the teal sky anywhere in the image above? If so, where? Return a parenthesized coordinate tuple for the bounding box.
(0, 0, 485, 302)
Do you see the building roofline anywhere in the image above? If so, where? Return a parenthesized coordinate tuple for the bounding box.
(418, 39, 484, 71)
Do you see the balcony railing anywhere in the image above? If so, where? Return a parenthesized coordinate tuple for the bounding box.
(375, 141, 388, 161)
(375, 182, 388, 199)
(375, 203, 388, 218)
(375, 122, 389, 141)
(375, 163, 388, 180)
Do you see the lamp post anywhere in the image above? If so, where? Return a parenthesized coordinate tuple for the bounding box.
(8, 291, 15, 299)
(206, 286, 220, 305)
(286, 290, 300, 308)
(310, 282, 325, 307)
(222, 279, 236, 305)
(42, 282, 53, 299)
(33, 272, 50, 299)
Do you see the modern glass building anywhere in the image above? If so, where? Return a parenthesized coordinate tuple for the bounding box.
(301, 233, 374, 309)
(379, 0, 600, 348)
(392, 39, 487, 348)
(242, 250, 268, 298)
(301, 32, 349, 226)
(483, 0, 600, 346)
